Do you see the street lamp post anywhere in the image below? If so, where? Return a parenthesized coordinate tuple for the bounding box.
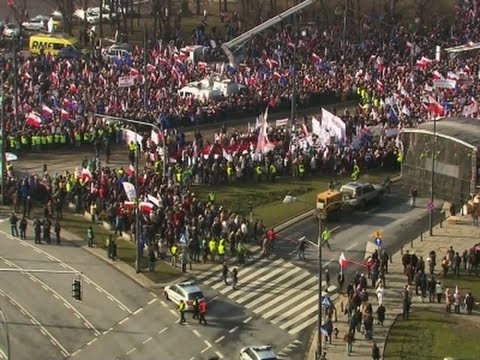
(284, 196, 344, 360)
(429, 118, 437, 236)
(0, 77, 5, 205)
(95, 114, 167, 273)
(290, 15, 297, 124)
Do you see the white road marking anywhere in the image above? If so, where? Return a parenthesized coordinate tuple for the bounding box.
(107, 296, 115, 302)
(118, 317, 129, 325)
(0, 230, 133, 313)
(207, 295, 219, 303)
(215, 336, 225, 343)
(74, 313, 81, 319)
(0, 289, 70, 356)
(41, 285, 49, 291)
(19, 309, 26, 316)
(228, 326, 239, 333)
(215, 351, 224, 359)
(70, 349, 81, 357)
(133, 308, 143, 315)
(84, 322, 92, 329)
(61, 350, 69, 357)
(243, 316, 252, 324)
(149, 291, 157, 298)
(169, 309, 177, 316)
(189, 357, 195, 360)
(63, 303, 71, 309)
(142, 337, 152, 344)
(29, 276, 37, 283)
(53, 294, 60, 300)
(84, 279, 92, 285)
(40, 329, 47, 336)
(160, 300, 168, 307)
(158, 327, 168, 334)
(200, 341, 212, 353)
(87, 338, 98, 346)
(126, 348, 136, 355)
(192, 329, 201, 338)
(346, 241, 359, 251)
(50, 339, 56, 346)
(148, 298, 158, 305)
(95, 287, 102, 293)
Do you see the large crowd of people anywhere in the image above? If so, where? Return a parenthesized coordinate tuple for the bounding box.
(2, 2, 480, 244)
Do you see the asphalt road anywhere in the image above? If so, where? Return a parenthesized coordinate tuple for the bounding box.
(276, 183, 446, 287)
(0, 218, 235, 360)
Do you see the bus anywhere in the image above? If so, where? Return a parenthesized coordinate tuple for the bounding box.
(29, 33, 80, 55)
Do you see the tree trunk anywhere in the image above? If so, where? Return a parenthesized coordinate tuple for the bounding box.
(196, 0, 201, 16)
(223, 0, 227, 12)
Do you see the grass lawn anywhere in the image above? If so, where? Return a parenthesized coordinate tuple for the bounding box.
(194, 170, 394, 227)
(60, 212, 182, 283)
(442, 273, 480, 295)
(383, 309, 480, 360)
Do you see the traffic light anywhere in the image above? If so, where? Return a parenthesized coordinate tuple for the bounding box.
(247, 201, 253, 212)
(72, 279, 82, 301)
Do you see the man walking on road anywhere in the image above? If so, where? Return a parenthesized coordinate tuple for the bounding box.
(199, 299, 208, 325)
(19, 216, 27, 240)
(33, 218, 42, 244)
(322, 227, 332, 250)
(178, 300, 187, 324)
(9, 213, 19, 237)
(87, 226, 95, 247)
(222, 262, 229, 285)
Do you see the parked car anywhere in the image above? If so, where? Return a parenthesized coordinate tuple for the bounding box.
(101, 43, 132, 60)
(22, 18, 46, 31)
(340, 182, 385, 208)
(240, 345, 277, 360)
(2, 23, 20, 37)
(163, 281, 205, 311)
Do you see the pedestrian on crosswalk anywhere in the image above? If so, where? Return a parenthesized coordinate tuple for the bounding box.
(297, 238, 307, 260)
(178, 300, 187, 324)
(9, 213, 19, 237)
(222, 262, 229, 285)
(192, 297, 200, 320)
(325, 269, 330, 289)
(199, 299, 208, 325)
(231, 267, 238, 290)
(344, 329, 355, 356)
(337, 272, 345, 293)
(372, 341, 381, 360)
(19, 216, 27, 240)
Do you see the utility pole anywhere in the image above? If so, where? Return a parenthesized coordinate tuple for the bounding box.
(13, 35, 19, 127)
(135, 123, 141, 273)
(429, 118, 437, 236)
(290, 13, 297, 124)
(0, 77, 5, 206)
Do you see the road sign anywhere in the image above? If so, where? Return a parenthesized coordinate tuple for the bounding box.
(375, 238, 382, 247)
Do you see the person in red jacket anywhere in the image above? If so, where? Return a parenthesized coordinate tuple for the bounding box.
(199, 299, 208, 325)
(266, 228, 277, 251)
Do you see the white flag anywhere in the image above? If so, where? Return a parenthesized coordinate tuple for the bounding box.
(121, 128, 143, 151)
(122, 182, 137, 201)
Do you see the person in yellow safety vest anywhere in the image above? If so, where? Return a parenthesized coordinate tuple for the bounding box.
(217, 241, 225, 262)
(46, 134, 53, 147)
(226, 163, 234, 183)
(74, 131, 82, 147)
(397, 152, 403, 164)
(298, 163, 305, 179)
(178, 299, 187, 324)
(269, 163, 277, 183)
(208, 191, 216, 203)
(128, 141, 137, 165)
(209, 238, 217, 263)
(60, 133, 67, 144)
(351, 162, 360, 181)
(255, 164, 263, 182)
(154, 160, 161, 174)
(170, 243, 179, 268)
(21, 135, 28, 150)
(175, 171, 182, 184)
(321, 227, 332, 249)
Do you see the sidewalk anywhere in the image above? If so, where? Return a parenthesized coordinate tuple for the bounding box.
(308, 208, 480, 360)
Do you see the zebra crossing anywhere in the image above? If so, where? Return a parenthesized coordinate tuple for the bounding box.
(195, 256, 338, 335)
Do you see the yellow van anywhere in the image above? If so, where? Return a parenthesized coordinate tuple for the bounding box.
(29, 33, 79, 55)
(316, 190, 344, 220)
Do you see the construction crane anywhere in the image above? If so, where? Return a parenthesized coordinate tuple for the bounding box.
(221, 0, 318, 66)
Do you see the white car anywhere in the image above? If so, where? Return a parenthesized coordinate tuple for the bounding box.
(22, 18, 46, 31)
(163, 281, 205, 311)
(2, 23, 20, 37)
(74, 7, 115, 24)
(240, 345, 277, 360)
(340, 181, 385, 208)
